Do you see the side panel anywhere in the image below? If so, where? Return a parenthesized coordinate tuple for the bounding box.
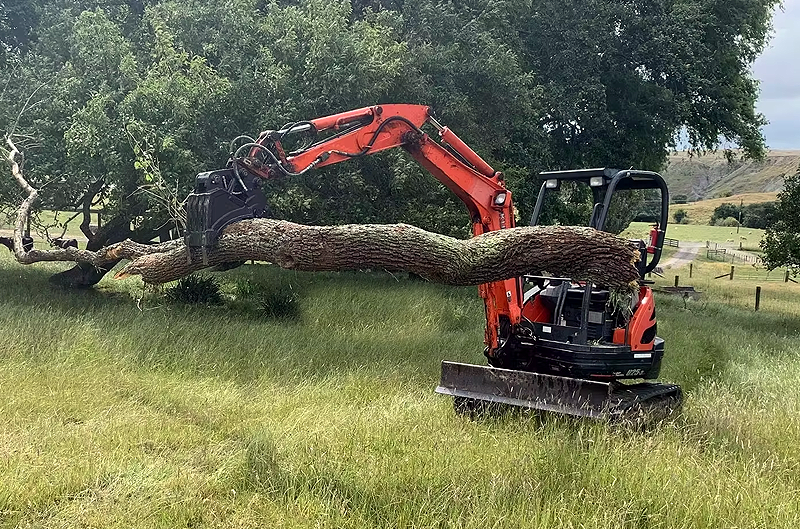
(522, 294, 552, 323)
(627, 286, 657, 352)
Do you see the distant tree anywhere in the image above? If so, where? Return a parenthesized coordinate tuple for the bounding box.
(709, 201, 776, 228)
(762, 169, 800, 270)
(741, 202, 777, 229)
(672, 208, 687, 224)
(672, 194, 688, 205)
(711, 203, 741, 225)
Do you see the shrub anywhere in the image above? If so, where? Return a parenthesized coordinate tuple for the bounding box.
(719, 216, 740, 227)
(166, 274, 223, 304)
(259, 285, 300, 320)
(672, 208, 688, 223)
(741, 202, 777, 229)
(234, 279, 300, 320)
(711, 203, 740, 224)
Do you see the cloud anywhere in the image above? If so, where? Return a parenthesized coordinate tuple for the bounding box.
(753, 0, 800, 149)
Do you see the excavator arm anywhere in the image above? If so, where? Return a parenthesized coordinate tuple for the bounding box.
(185, 104, 521, 354)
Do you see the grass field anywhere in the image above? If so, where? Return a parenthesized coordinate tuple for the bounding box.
(626, 221, 765, 246)
(0, 210, 93, 242)
(2, 253, 800, 528)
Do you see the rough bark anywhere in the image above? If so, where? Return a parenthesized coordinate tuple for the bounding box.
(115, 219, 640, 287)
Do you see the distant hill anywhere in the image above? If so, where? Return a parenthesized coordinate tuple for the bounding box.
(661, 150, 800, 201)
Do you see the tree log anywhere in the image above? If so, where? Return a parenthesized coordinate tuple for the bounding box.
(113, 219, 640, 287)
(6, 138, 640, 288)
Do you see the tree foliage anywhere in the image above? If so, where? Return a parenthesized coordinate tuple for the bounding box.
(711, 201, 776, 228)
(762, 168, 800, 270)
(1, 0, 779, 271)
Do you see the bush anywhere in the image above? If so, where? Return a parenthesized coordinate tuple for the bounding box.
(166, 274, 223, 304)
(741, 202, 777, 229)
(719, 216, 740, 227)
(672, 208, 688, 223)
(259, 286, 300, 320)
(671, 194, 688, 204)
(711, 203, 740, 225)
(234, 279, 300, 320)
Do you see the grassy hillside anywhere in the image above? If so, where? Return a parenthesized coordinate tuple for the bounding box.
(662, 150, 800, 201)
(2, 255, 800, 527)
(668, 192, 779, 225)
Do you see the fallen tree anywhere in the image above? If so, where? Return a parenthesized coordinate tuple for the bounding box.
(4, 139, 640, 288)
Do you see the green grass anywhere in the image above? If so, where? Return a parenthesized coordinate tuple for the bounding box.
(0, 209, 91, 241)
(2, 254, 800, 527)
(626, 221, 765, 245)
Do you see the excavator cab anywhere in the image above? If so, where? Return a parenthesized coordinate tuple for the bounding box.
(513, 169, 671, 377)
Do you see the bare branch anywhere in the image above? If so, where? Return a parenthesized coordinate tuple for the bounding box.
(7, 137, 37, 261)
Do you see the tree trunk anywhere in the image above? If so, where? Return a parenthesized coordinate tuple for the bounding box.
(5, 138, 640, 290)
(117, 219, 640, 287)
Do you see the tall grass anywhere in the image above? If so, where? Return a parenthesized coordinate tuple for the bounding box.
(1, 254, 799, 527)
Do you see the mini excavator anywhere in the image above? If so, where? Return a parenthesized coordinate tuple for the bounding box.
(184, 104, 682, 420)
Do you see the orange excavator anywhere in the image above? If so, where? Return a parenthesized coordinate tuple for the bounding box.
(184, 104, 682, 419)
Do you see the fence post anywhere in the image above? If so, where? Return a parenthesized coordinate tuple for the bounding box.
(730, 266, 735, 281)
(755, 286, 762, 311)
(674, 275, 679, 287)
(689, 263, 693, 278)
(785, 270, 790, 283)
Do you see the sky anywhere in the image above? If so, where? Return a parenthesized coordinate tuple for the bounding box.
(752, 0, 800, 150)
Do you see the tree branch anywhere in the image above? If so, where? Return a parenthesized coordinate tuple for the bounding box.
(7, 137, 37, 261)
(79, 179, 104, 241)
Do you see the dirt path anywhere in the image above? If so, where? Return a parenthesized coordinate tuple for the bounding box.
(661, 242, 703, 268)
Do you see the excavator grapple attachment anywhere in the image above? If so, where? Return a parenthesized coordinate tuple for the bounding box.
(436, 361, 682, 421)
(184, 168, 267, 252)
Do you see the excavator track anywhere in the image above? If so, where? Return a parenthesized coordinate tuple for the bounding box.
(436, 361, 682, 422)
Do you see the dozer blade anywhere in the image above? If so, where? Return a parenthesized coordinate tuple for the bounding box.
(435, 361, 682, 421)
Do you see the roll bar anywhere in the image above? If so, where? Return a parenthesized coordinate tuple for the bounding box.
(530, 168, 670, 275)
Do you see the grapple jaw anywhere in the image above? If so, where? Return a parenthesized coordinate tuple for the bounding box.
(184, 168, 268, 253)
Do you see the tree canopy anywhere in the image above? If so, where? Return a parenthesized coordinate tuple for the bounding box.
(762, 167, 800, 270)
(1, 0, 780, 276)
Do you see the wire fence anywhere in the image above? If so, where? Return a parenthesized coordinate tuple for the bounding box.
(705, 241, 762, 265)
